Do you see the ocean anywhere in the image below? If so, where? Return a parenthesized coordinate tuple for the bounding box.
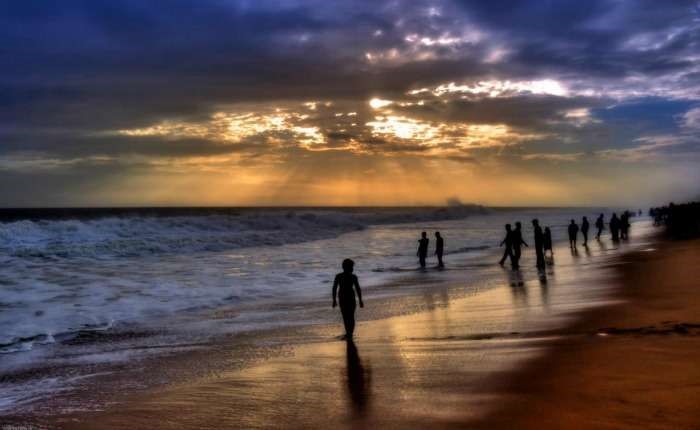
(0, 206, 647, 415)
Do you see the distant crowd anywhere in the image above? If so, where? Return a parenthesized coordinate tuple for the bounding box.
(649, 201, 700, 239)
(496, 211, 636, 271)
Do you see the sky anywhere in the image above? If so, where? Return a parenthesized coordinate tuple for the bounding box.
(1, 0, 700, 207)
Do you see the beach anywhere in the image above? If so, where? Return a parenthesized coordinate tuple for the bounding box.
(475, 237, 700, 430)
(3, 215, 698, 429)
(1, 217, 700, 429)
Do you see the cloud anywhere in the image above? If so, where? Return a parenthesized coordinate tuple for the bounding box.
(1, 0, 700, 205)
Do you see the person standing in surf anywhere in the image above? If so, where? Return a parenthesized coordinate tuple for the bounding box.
(512, 222, 528, 269)
(435, 231, 445, 268)
(417, 231, 429, 268)
(610, 213, 621, 241)
(332, 259, 364, 339)
(532, 219, 545, 270)
(499, 224, 515, 267)
(543, 226, 554, 257)
(581, 216, 590, 246)
(595, 213, 605, 240)
(568, 219, 579, 248)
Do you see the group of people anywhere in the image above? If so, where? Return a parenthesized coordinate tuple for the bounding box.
(606, 211, 632, 241)
(650, 201, 700, 239)
(498, 222, 530, 269)
(417, 231, 444, 268)
(500, 212, 634, 271)
(333, 212, 637, 338)
(499, 219, 552, 270)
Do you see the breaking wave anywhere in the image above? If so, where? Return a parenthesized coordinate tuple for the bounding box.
(0, 206, 486, 258)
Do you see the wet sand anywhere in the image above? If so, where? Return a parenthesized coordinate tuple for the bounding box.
(9, 233, 700, 429)
(474, 238, 700, 430)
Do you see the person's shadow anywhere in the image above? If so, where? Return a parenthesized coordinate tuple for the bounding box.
(346, 340, 372, 418)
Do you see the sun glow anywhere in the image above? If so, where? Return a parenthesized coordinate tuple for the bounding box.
(369, 98, 394, 109)
(117, 110, 326, 148)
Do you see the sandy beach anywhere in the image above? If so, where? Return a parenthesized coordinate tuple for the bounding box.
(7, 226, 689, 429)
(475, 238, 700, 430)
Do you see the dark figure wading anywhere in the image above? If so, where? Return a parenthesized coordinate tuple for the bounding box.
(568, 219, 579, 248)
(499, 224, 514, 267)
(332, 259, 364, 338)
(511, 222, 528, 269)
(532, 219, 545, 270)
(595, 213, 605, 240)
(417, 231, 429, 268)
(435, 232, 444, 268)
(610, 213, 621, 242)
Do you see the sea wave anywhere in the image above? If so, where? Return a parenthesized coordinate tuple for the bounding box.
(0, 206, 486, 258)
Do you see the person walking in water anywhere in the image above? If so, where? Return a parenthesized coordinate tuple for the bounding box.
(595, 214, 605, 239)
(620, 211, 630, 240)
(610, 213, 620, 241)
(568, 219, 579, 248)
(434, 232, 444, 268)
(512, 221, 528, 269)
(543, 226, 553, 257)
(417, 231, 429, 268)
(581, 216, 590, 246)
(532, 219, 545, 270)
(499, 224, 514, 267)
(332, 259, 364, 339)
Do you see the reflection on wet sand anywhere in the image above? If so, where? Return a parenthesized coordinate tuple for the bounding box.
(345, 340, 371, 418)
(507, 269, 528, 307)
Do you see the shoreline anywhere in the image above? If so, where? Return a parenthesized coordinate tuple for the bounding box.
(1, 222, 677, 429)
(38, 232, 647, 428)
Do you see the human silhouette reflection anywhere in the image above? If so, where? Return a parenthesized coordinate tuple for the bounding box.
(538, 270, 549, 307)
(345, 340, 371, 418)
(507, 270, 527, 306)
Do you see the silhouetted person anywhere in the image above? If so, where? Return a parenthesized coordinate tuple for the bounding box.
(417, 232, 429, 268)
(434, 232, 444, 268)
(595, 213, 605, 239)
(568, 219, 579, 248)
(610, 213, 620, 241)
(581, 216, 590, 246)
(543, 226, 553, 257)
(499, 224, 514, 267)
(620, 211, 630, 240)
(332, 259, 364, 338)
(346, 339, 371, 417)
(512, 221, 528, 269)
(532, 219, 545, 270)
